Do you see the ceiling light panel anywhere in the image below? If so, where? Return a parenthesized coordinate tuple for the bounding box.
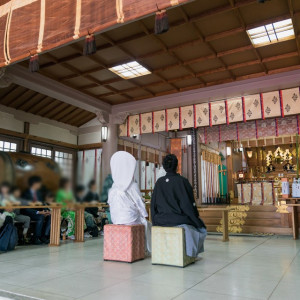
(109, 61, 151, 79)
(247, 18, 295, 47)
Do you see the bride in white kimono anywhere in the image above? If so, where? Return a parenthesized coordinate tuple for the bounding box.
(108, 151, 151, 253)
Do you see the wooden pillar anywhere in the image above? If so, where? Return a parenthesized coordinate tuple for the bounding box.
(291, 206, 299, 240)
(49, 206, 61, 246)
(23, 122, 30, 152)
(75, 206, 85, 242)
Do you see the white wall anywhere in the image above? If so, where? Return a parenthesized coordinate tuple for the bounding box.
(30, 122, 77, 145)
(0, 111, 24, 133)
(78, 131, 101, 145)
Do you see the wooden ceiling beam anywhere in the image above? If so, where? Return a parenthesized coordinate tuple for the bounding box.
(44, 102, 69, 119)
(53, 105, 78, 122)
(287, 0, 300, 59)
(228, 0, 268, 75)
(65, 110, 91, 125)
(36, 99, 61, 116)
(91, 51, 298, 98)
(0, 86, 27, 106)
(26, 97, 52, 114)
(23, 95, 49, 112)
(7, 89, 36, 108)
(58, 108, 84, 123)
(14, 92, 42, 110)
(75, 114, 96, 127)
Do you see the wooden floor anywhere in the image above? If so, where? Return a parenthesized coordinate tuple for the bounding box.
(200, 205, 300, 235)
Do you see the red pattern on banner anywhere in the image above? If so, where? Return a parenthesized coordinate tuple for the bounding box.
(127, 117, 130, 137)
(225, 100, 229, 125)
(193, 104, 197, 128)
(260, 93, 265, 120)
(242, 96, 246, 122)
(250, 183, 253, 205)
(209, 102, 212, 127)
(139, 114, 142, 135)
(279, 90, 284, 117)
(165, 109, 168, 132)
(179, 107, 182, 130)
(152, 112, 154, 133)
(261, 182, 264, 205)
(297, 115, 300, 134)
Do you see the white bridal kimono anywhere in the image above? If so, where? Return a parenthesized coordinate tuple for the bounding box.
(108, 151, 151, 252)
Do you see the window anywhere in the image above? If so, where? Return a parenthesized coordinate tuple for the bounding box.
(109, 61, 151, 79)
(247, 18, 295, 47)
(0, 140, 17, 152)
(31, 146, 52, 158)
(55, 151, 73, 179)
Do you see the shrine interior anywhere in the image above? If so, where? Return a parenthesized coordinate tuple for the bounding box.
(0, 0, 300, 299)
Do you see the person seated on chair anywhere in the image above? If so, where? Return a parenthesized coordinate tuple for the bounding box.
(151, 154, 207, 258)
(22, 176, 51, 245)
(0, 182, 31, 245)
(83, 180, 100, 218)
(108, 151, 151, 253)
(75, 184, 99, 238)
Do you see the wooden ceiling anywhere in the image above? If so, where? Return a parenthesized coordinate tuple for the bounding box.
(0, 84, 96, 127)
(17, 0, 300, 106)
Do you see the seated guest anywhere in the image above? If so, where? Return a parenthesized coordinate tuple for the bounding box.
(0, 182, 31, 244)
(108, 151, 151, 253)
(56, 178, 77, 240)
(9, 186, 31, 244)
(151, 154, 207, 258)
(100, 174, 113, 203)
(56, 178, 93, 239)
(42, 192, 54, 238)
(75, 185, 85, 203)
(22, 176, 51, 244)
(83, 180, 100, 218)
(75, 185, 98, 237)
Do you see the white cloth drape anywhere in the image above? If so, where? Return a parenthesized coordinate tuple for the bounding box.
(201, 154, 220, 204)
(77, 149, 102, 192)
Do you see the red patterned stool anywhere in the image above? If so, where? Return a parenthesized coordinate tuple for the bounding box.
(103, 224, 145, 263)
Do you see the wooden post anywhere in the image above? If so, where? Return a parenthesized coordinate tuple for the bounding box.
(75, 205, 85, 242)
(222, 210, 229, 242)
(291, 206, 299, 240)
(23, 122, 30, 152)
(49, 206, 61, 246)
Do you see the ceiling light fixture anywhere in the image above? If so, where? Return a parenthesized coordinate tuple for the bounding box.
(109, 61, 151, 79)
(247, 18, 295, 47)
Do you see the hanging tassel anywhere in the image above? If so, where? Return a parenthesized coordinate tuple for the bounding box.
(29, 54, 39, 72)
(155, 10, 169, 35)
(83, 34, 96, 56)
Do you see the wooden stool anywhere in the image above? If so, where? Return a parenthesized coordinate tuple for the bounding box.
(152, 226, 195, 267)
(103, 224, 145, 263)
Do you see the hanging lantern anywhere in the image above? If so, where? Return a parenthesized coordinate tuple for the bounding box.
(154, 10, 169, 35)
(246, 148, 253, 158)
(83, 33, 97, 56)
(29, 54, 39, 72)
(101, 126, 108, 142)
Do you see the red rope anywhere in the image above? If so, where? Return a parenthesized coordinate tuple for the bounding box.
(225, 100, 229, 125)
(209, 103, 212, 127)
(165, 109, 168, 132)
(193, 104, 197, 128)
(279, 90, 284, 117)
(179, 107, 182, 130)
(242, 96, 246, 122)
(260, 93, 265, 119)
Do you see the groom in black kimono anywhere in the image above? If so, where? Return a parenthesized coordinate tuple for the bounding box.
(151, 154, 205, 229)
(151, 154, 206, 257)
